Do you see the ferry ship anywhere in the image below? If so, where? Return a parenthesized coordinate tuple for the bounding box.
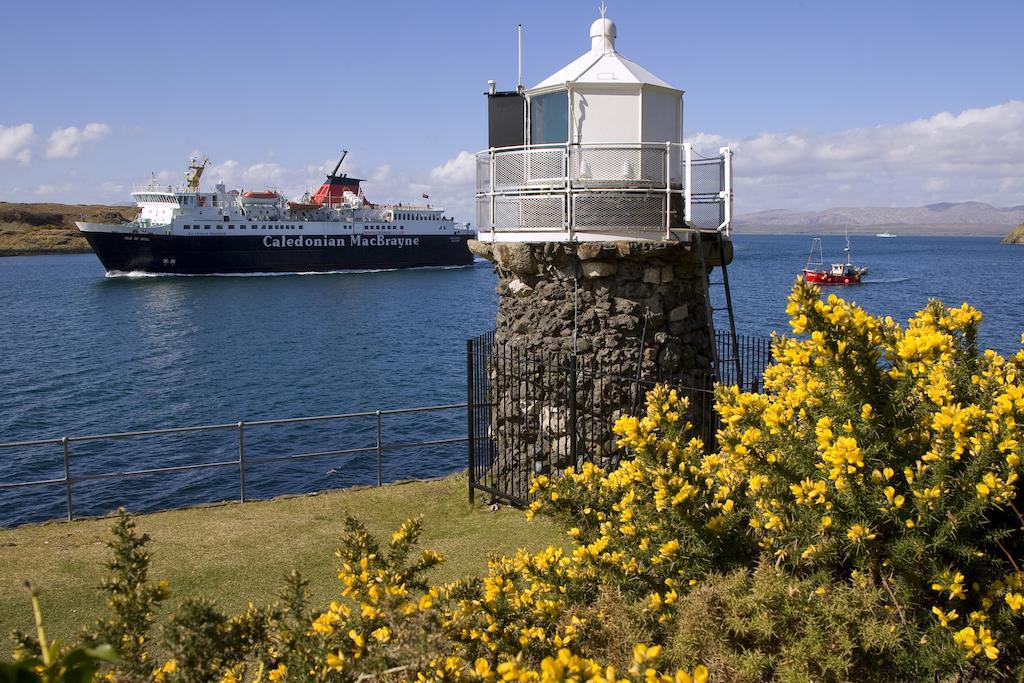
(77, 153, 475, 275)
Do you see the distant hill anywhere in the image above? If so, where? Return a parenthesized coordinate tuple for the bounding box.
(736, 202, 1024, 236)
(0, 202, 135, 256)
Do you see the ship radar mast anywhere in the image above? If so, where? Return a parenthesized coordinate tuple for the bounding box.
(185, 155, 209, 192)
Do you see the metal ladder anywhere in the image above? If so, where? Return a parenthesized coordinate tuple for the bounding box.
(695, 229, 742, 387)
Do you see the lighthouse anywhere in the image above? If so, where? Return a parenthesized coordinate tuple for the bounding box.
(467, 8, 737, 498)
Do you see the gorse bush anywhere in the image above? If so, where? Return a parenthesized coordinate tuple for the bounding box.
(82, 510, 169, 681)
(4, 281, 1022, 681)
(534, 280, 1024, 678)
(667, 566, 903, 682)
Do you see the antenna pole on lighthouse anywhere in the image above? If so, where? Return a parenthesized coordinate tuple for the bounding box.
(517, 24, 523, 92)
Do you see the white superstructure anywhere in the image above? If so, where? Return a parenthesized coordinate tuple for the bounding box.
(79, 175, 468, 241)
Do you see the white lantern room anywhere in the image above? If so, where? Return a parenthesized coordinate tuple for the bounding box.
(476, 8, 732, 243)
(526, 12, 684, 151)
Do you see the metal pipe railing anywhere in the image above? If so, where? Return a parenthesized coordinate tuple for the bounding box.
(474, 142, 732, 239)
(0, 402, 468, 524)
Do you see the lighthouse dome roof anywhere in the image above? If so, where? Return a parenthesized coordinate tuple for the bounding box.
(530, 11, 679, 92)
(589, 17, 616, 49)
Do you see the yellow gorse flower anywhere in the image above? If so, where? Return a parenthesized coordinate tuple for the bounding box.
(953, 626, 999, 660)
(271, 282, 1023, 680)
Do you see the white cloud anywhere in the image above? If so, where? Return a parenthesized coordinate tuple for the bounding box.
(242, 162, 286, 186)
(97, 180, 125, 196)
(45, 122, 111, 159)
(0, 123, 35, 164)
(206, 159, 240, 184)
(429, 151, 476, 185)
(369, 165, 392, 183)
(35, 181, 77, 198)
(205, 159, 289, 190)
(688, 100, 1024, 211)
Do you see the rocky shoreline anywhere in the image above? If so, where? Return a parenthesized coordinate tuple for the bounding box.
(1002, 223, 1024, 245)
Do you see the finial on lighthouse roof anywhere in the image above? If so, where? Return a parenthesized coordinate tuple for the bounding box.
(590, 2, 616, 53)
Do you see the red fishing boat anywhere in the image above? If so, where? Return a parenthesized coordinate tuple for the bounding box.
(801, 235, 868, 285)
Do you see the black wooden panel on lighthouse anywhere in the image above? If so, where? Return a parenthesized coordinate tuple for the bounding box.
(487, 92, 525, 148)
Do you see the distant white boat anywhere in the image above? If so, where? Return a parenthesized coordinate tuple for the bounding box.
(876, 232, 897, 238)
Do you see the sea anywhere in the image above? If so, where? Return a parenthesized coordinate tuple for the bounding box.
(1, 235, 1021, 526)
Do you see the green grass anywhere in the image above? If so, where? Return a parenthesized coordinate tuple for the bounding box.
(0, 474, 564, 642)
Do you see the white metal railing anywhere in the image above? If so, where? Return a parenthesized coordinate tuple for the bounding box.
(474, 142, 732, 242)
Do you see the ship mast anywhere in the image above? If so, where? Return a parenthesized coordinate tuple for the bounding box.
(329, 150, 348, 179)
(185, 155, 209, 192)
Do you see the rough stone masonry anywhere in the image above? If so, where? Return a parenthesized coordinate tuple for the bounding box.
(469, 237, 731, 498)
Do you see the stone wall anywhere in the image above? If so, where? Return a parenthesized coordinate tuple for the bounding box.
(469, 237, 730, 498)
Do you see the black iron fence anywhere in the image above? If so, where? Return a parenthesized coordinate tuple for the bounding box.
(715, 332, 773, 392)
(466, 331, 772, 506)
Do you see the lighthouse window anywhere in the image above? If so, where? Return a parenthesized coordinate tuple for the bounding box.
(530, 90, 569, 145)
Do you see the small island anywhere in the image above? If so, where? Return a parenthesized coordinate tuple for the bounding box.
(1004, 222, 1024, 245)
(0, 202, 135, 256)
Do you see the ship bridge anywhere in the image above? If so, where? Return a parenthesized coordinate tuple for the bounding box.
(476, 9, 732, 243)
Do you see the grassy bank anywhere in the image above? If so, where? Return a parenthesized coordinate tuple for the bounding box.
(0, 475, 563, 642)
(0, 202, 134, 255)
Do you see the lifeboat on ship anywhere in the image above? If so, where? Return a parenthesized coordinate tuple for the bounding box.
(240, 190, 280, 205)
(287, 201, 320, 211)
(800, 235, 868, 285)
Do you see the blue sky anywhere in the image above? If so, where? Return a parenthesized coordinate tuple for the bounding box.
(1, 0, 1022, 217)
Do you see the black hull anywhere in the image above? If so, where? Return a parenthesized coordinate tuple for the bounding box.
(82, 232, 474, 274)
